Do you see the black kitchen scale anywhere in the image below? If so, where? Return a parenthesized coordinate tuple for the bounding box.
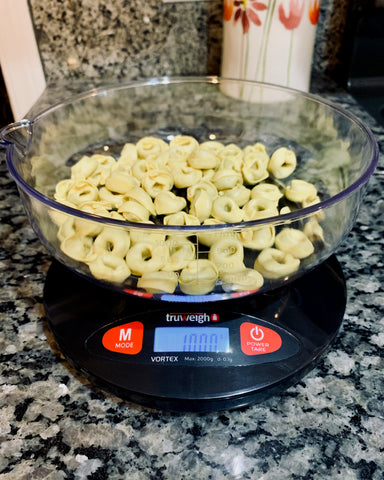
(43, 255, 346, 413)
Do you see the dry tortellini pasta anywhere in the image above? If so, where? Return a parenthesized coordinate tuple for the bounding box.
(178, 259, 219, 295)
(208, 238, 245, 274)
(89, 253, 131, 283)
(254, 248, 300, 279)
(52, 135, 325, 295)
(137, 271, 179, 294)
(221, 268, 264, 292)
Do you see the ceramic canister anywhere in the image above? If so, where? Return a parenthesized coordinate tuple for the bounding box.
(221, 0, 321, 95)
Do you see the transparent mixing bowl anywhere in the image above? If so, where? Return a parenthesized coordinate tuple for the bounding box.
(0, 77, 379, 301)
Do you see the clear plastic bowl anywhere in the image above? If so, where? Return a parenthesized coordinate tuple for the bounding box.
(0, 77, 379, 301)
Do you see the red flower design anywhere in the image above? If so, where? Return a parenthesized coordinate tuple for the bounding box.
(228, 0, 268, 34)
(224, 0, 234, 21)
(278, 0, 305, 30)
(309, 0, 321, 25)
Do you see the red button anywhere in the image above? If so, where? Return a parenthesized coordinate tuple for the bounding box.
(102, 321, 144, 355)
(240, 322, 282, 356)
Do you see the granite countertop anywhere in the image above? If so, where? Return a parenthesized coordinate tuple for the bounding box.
(0, 80, 383, 480)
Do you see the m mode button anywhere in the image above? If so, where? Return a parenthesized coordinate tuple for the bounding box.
(102, 321, 144, 355)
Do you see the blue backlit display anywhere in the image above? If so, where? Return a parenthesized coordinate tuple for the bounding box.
(154, 327, 230, 353)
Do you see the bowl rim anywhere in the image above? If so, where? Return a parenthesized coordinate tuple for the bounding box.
(2, 75, 380, 232)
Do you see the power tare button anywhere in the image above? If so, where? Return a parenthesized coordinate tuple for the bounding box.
(250, 326, 264, 341)
(240, 322, 282, 356)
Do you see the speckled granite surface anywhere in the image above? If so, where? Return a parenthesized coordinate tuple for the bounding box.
(30, 0, 223, 82)
(0, 79, 383, 479)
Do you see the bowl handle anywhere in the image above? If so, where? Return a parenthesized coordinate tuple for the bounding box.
(0, 119, 33, 155)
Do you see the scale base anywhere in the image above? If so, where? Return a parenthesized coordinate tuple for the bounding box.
(44, 256, 346, 413)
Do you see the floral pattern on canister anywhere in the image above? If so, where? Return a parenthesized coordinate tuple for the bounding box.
(308, 0, 321, 25)
(230, 1, 268, 33)
(221, 0, 321, 93)
(278, 0, 305, 29)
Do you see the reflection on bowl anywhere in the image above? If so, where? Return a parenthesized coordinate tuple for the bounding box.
(1, 77, 379, 301)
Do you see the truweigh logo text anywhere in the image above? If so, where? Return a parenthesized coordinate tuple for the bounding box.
(165, 313, 219, 324)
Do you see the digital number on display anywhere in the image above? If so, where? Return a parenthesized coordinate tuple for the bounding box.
(154, 327, 230, 353)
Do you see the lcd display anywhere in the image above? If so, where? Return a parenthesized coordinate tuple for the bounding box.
(154, 327, 230, 353)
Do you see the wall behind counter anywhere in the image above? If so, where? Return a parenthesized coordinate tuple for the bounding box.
(29, 0, 349, 86)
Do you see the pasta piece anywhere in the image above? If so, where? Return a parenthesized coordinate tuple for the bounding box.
(189, 189, 212, 222)
(280, 206, 291, 215)
(221, 184, 251, 207)
(162, 237, 196, 271)
(113, 163, 132, 175)
(131, 159, 152, 182)
(154, 150, 170, 171)
(284, 179, 317, 203)
(211, 196, 243, 223)
(137, 271, 179, 294)
(163, 212, 200, 226)
(303, 218, 324, 242)
(172, 164, 202, 189)
(243, 148, 269, 170)
(109, 211, 126, 221)
(87, 154, 116, 186)
(162, 148, 185, 169)
(70, 155, 99, 181)
(88, 253, 131, 283)
(268, 147, 297, 179)
(117, 143, 138, 167)
(66, 180, 99, 206)
(208, 238, 244, 273)
(154, 191, 187, 215)
(197, 219, 238, 247)
(239, 226, 275, 250)
(169, 135, 199, 161)
(142, 170, 174, 198)
(57, 218, 76, 242)
(242, 198, 279, 221)
(93, 154, 116, 167)
(243, 142, 268, 158)
(179, 259, 218, 295)
(136, 136, 168, 160)
(251, 183, 283, 202)
(93, 227, 131, 257)
(218, 144, 243, 171)
(202, 169, 215, 181)
(212, 169, 243, 191)
(254, 248, 300, 279)
(79, 201, 112, 218)
(188, 147, 220, 170)
(221, 268, 264, 292)
(200, 140, 225, 154)
(118, 200, 150, 222)
(98, 187, 124, 209)
(302, 195, 325, 220)
(122, 186, 156, 216)
(60, 235, 96, 263)
(73, 216, 103, 237)
(105, 171, 140, 194)
(241, 155, 269, 185)
(187, 180, 218, 203)
(275, 228, 314, 259)
(54, 179, 74, 203)
(130, 222, 166, 245)
(125, 242, 169, 275)
(49, 199, 77, 226)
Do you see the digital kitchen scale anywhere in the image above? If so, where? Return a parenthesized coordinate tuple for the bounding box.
(43, 256, 346, 413)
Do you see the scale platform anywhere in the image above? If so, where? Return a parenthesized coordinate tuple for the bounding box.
(43, 256, 346, 413)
